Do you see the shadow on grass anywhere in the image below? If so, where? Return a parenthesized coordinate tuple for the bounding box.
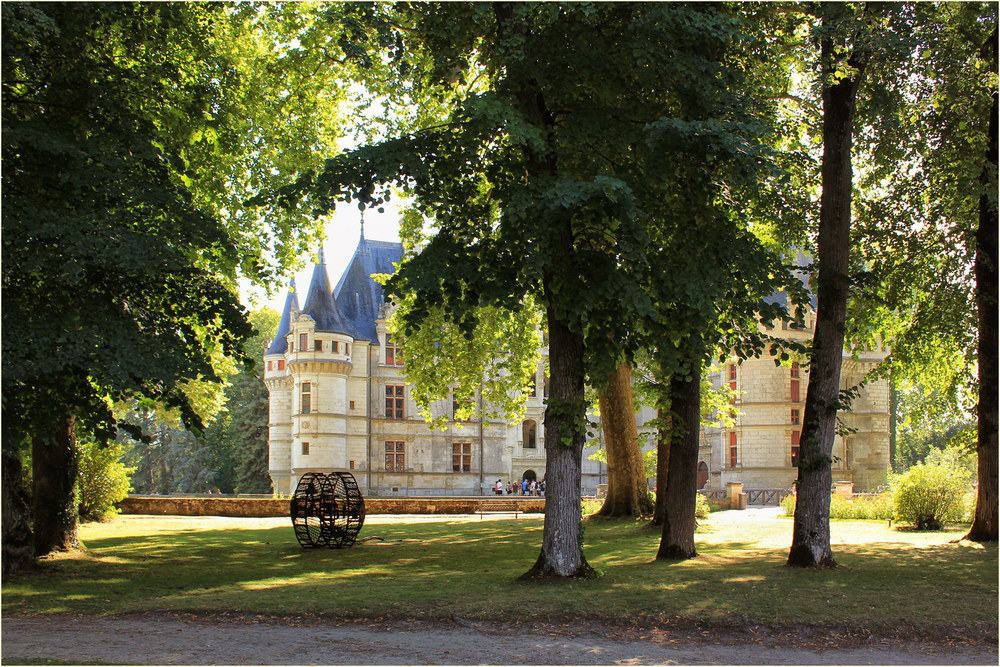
(4, 518, 996, 631)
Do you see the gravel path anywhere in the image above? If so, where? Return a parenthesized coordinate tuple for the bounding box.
(3, 613, 996, 665)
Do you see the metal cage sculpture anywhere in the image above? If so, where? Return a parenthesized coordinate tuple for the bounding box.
(290, 472, 366, 548)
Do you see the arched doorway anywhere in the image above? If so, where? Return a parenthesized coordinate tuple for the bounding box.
(522, 469, 537, 482)
(697, 461, 709, 489)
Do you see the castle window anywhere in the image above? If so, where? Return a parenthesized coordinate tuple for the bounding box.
(453, 394, 474, 421)
(267, 360, 273, 371)
(314, 339, 323, 352)
(385, 334, 403, 366)
(790, 362, 801, 403)
(791, 431, 800, 467)
(385, 441, 405, 471)
(278, 360, 285, 371)
(530, 373, 538, 397)
(791, 408, 800, 425)
(350, 400, 355, 410)
(728, 363, 737, 382)
(522, 419, 537, 449)
(302, 441, 310, 456)
(452, 443, 472, 472)
(386, 385, 404, 420)
(301, 382, 311, 414)
(728, 432, 738, 468)
(299, 333, 308, 352)
(331, 340, 339, 353)
(345, 343, 350, 356)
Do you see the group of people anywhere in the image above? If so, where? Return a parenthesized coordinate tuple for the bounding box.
(494, 478, 544, 496)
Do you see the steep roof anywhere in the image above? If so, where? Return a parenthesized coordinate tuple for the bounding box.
(301, 248, 363, 338)
(264, 279, 299, 356)
(334, 234, 404, 341)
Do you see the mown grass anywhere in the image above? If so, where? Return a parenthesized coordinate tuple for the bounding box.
(3, 511, 996, 636)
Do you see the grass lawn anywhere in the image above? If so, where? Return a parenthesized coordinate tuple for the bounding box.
(3, 509, 996, 637)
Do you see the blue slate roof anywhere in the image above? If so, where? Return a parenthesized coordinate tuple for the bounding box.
(264, 280, 299, 356)
(301, 251, 363, 338)
(334, 236, 404, 341)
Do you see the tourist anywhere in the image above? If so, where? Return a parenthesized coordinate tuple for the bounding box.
(495, 479, 504, 496)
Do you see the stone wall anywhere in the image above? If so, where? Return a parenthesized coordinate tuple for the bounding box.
(118, 495, 546, 517)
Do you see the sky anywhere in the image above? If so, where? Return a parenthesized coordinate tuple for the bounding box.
(241, 198, 405, 314)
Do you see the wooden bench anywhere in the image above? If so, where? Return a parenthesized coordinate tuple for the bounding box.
(475, 501, 520, 519)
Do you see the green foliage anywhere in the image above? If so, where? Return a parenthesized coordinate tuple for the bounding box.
(199, 308, 280, 493)
(384, 274, 541, 428)
(695, 493, 712, 520)
(780, 491, 893, 521)
(891, 462, 974, 530)
(2, 2, 255, 446)
(581, 497, 603, 516)
(895, 382, 977, 471)
(76, 440, 135, 522)
(847, 2, 997, 414)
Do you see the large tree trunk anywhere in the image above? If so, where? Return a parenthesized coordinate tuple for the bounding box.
(493, 1, 593, 578)
(32, 415, 82, 556)
(788, 25, 865, 568)
(597, 362, 654, 517)
(521, 303, 595, 579)
(2, 448, 35, 576)
(965, 30, 998, 542)
(657, 370, 701, 560)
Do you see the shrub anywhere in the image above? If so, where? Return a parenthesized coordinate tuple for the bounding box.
(779, 491, 893, 520)
(77, 439, 135, 522)
(581, 497, 603, 515)
(829, 493, 894, 520)
(695, 493, 711, 519)
(891, 462, 972, 530)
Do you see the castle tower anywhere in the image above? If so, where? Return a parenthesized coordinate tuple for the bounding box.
(264, 278, 298, 495)
(284, 246, 360, 490)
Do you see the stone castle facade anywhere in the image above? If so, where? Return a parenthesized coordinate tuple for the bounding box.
(265, 235, 890, 497)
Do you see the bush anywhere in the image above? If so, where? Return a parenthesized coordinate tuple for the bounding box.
(829, 493, 894, 520)
(780, 493, 795, 516)
(581, 497, 603, 515)
(695, 492, 711, 519)
(891, 462, 972, 530)
(77, 439, 135, 522)
(779, 491, 893, 520)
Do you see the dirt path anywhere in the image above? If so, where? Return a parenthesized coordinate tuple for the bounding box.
(2, 612, 996, 665)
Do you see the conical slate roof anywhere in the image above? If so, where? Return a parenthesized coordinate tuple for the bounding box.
(334, 233, 403, 341)
(301, 247, 362, 338)
(264, 278, 299, 356)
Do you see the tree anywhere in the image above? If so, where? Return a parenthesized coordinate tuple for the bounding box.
(787, 4, 871, 568)
(595, 363, 653, 518)
(838, 2, 996, 541)
(199, 307, 281, 494)
(2, 2, 377, 568)
(257, 3, 796, 578)
(967, 26, 998, 542)
(3, 3, 254, 558)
